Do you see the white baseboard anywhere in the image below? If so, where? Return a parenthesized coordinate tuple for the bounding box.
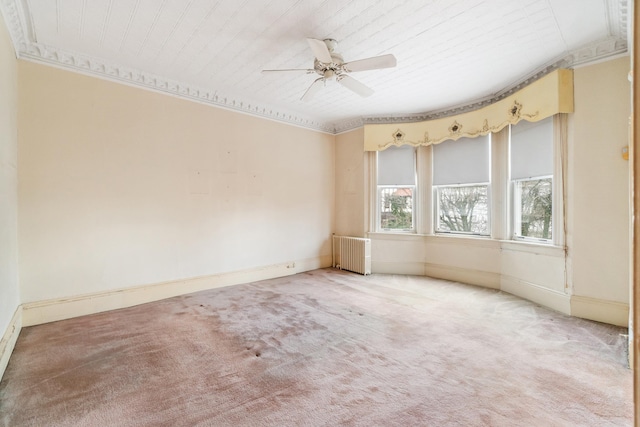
(373, 261, 502, 291)
(501, 275, 571, 315)
(372, 261, 425, 276)
(0, 306, 22, 381)
(424, 263, 501, 290)
(22, 256, 331, 327)
(358, 260, 630, 328)
(570, 295, 629, 327)
(15, 253, 630, 333)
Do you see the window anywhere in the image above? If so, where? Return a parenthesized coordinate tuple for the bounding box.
(377, 145, 416, 231)
(433, 135, 491, 235)
(510, 117, 553, 241)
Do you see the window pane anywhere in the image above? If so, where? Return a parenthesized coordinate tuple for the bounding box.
(437, 185, 489, 234)
(379, 187, 413, 230)
(515, 178, 552, 240)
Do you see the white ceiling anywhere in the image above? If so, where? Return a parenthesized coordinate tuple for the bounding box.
(0, 0, 629, 133)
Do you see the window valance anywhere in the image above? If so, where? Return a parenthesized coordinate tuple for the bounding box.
(364, 69, 573, 151)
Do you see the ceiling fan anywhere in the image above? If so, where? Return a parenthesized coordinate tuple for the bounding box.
(262, 38, 397, 101)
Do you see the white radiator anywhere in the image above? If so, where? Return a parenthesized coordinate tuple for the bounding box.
(332, 236, 371, 275)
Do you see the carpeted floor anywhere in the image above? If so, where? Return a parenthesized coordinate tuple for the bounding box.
(0, 269, 633, 426)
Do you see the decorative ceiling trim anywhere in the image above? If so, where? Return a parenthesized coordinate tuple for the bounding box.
(333, 117, 364, 134)
(567, 36, 628, 67)
(363, 35, 627, 126)
(18, 43, 337, 134)
(0, 0, 27, 51)
(0, 0, 629, 136)
(606, 0, 628, 39)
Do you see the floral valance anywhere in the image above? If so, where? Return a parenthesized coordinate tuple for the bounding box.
(364, 69, 574, 151)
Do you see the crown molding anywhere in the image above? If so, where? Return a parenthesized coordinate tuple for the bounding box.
(0, 0, 27, 52)
(0, 0, 629, 135)
(606, 0, 629, 39)
(18, 43, 336, 134)
(333, 117, 365, 134)
(363, 35, 627, 126)
(567, 36, 628, 67)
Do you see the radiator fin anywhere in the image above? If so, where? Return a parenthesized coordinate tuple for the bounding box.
(332, 236, 371, 275)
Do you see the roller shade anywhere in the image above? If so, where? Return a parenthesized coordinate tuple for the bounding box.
(433, 135, 490, 185)
(510, 117, 553, 180)
(377, 145, 415, 185)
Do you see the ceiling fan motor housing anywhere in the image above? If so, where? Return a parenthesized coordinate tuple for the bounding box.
(314, 39, 344, 79)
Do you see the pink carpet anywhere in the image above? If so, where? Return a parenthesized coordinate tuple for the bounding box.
(0, 269, 633, 426)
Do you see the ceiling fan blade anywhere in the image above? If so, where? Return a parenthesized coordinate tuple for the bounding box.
(342, 54, 397, 73)
(262, 68, 315, 74)
(301, 77, 325, 102)
(337, 75, 374, 98)
(307, 38, 333, 63)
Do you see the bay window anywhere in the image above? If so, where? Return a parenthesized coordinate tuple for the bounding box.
(371, 116, 563, 244)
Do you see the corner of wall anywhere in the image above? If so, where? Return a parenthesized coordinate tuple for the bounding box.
(0, 0, 21, 383)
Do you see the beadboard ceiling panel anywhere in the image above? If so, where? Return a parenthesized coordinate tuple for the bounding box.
(1, 0, 629, 133)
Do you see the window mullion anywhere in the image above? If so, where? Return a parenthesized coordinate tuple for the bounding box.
(417, 145, 432, 235)
(553, 114, 567, 246)
(491, 127, 509, 240)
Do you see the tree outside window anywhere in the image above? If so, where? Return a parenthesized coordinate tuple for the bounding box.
(515, 178, 552, 240)
(379, 187, 413, 230)
(436, 185, 489, 235)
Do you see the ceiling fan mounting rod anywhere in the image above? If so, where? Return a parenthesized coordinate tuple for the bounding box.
(322, 38, 338, 53)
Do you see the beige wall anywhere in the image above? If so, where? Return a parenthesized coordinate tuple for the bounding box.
(569, 56, 631, 305)
(18, 61, 335, 303)
(0, 14, 19, 339)
(335, 128, 366, 237)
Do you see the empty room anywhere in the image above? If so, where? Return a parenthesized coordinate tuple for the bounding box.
(0, 0, 637, 425)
